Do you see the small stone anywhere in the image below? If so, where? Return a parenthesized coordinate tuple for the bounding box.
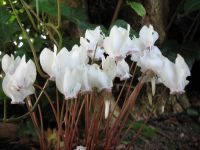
(180, 133, 184, 138)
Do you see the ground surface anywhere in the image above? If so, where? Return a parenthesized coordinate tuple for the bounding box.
(133, 114, 200, 150)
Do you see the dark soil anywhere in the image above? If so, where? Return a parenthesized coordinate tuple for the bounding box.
(133, 114, 200, 150)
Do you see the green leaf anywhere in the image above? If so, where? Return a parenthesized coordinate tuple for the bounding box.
(184, 0, 200, 13)
(161, 40, 200, 69)
(187, 108, 199, 116)
(31, 0, 96, 30)
(127, 1, 146, 17)
(0, 6, 10, 23)
(131, 122, 156, 139)
(112, 19, 129, 29)
(19, 120, 38, 140)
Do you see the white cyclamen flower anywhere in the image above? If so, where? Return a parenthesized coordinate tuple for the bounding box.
(131, 25, 159, 62)
(40, 45, 88, 81)
(103, 24, 132, 60)
(56, 65, 91, 99)
(55, 45, 88, 71)
(139, 24, 158, 49)
(80, 26, 104, 60)
(157, 54, 190, 94)
(54, 46, 89, 98)
(2, 55, 36, 104)
(39, 45, 57, 80)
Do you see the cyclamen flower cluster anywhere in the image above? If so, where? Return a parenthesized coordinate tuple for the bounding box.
(1, 24, 190, 104)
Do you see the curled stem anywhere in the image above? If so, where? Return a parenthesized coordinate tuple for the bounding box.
(45, 23, 62, 51)
(21, 0, 60, 47)
(56, 0, 61, 29)
(9, 0, 47, 78)
(20, 0, 37, 31)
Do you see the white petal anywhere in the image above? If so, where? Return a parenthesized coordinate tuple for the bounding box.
(26, 60, 37, 83)
(39, 47, 56, 79)
(116, 59, 130, 80)
(138, 46, 164, 73)
(104, 99, 110, 119)
(63, 68, 81, 99)
(55, 47, 70, 71)
(103, 25, 131, 60)
(9, 56, 21, 74)
(157, 58, 176, 93)
(78, 65, 91, 92)
(55, 70, 65, 94)
(80, 26, 104, 61)
(102, 57, 116, 80)
(174, 54, 190, 93)
(87, 64, 112, 91)
(139, 25, 158, 48)
(2, 74, 35, 104)
(2, 54, 14, 74)
(70, 45, 88, 67)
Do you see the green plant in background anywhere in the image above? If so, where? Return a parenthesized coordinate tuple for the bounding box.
(162, 0, 200, 69)
(127, 1, 146, 17)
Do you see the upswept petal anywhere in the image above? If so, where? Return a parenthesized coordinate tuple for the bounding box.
(174, 54, 190, 93)
(55, 47, 70, 70)
(2, 54, 14, 74)
(63, 67, 81, 99)
(55, 70, 65, 94)
(139, 25, 158, 49)
(2, 54, 21, 75)
(80, 26, 104, 60)
(71, 45, 89, 67)
(102, 56, 117, 80)
(39, 47, 57, 79)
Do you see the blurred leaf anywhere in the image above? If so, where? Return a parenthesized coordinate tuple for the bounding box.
(131, 122, 156, 139)
(33, 36, 46, 52)
(62, 37, 79, 49)
(161, 40, 200, 69)
(186, 108, 199, 116)
(127, 1, 146, 17)
(19, 120, 38, 140)
(0, 6, 19, 51)
(32, 0, 96, 30)
(0, 6, 9, 23)
(112, 19, 129, 29)
(184, 0, 200, 13)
